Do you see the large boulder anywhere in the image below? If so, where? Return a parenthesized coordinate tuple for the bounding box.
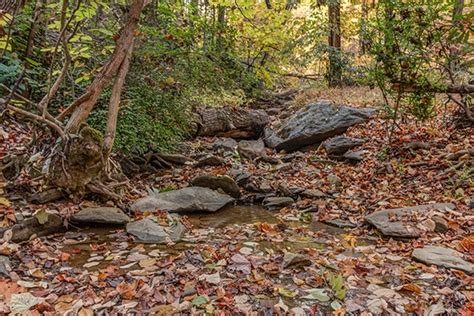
(264, 101, 375, 152)
(72, 207, 130, 225)
(365, 203, 455, 238)
(412, 246, 473, 275)
(131, 187, 234, 213)
(190, 174, 241, 198)
(195, 107, 270, 139)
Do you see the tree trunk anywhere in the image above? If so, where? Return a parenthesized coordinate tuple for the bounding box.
(103, 43, 134, 158)
(60, 0, 144, 133)
(359, 0, 368, 55)
(328, 0, 342, 86)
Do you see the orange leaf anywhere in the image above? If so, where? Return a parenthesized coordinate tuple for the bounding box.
(401, 283, 422, 294)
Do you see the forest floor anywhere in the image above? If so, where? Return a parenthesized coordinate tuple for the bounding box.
(0, 86, 473, 315)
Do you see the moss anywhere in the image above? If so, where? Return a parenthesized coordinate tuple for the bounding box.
(79, 125, 104, 144)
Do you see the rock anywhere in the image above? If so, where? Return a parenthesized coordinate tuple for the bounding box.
(432, 215, 449, 233)
(264, 101, 375, 152)
(227, 169, 252, 184)
(469, 198, 474, 209)
(131, 187, 234, 213)
(282, 252, 312, 269)
(327, 174, 342, 186)
(0, 255, 11, 275)
(323, 219, 356, 229)
(195, 107, 270, 139)
(343, 150, 367, 162)
(300, 189, 327, 199)
(263, 196, 294, 209)
(322, 136, 365, 156)
(277, 183, 304, 198)
(157, 153, 193, 165)
(126, 216, 185, 243)
(29, 188, 64, 204)
(72, 207, 130, 225)
(0, 212, 64, 243)
(213, 138, 238, 153)
(190, 174, 241, 198)
(237, 139, 266, 160)
(412, 246, 474, 275)
(195, 155, 226, 167)
(365, 203, 455, 238)
(258, 155, 281, 164)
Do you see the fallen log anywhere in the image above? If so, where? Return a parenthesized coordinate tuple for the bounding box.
(194, 107, 269, 139)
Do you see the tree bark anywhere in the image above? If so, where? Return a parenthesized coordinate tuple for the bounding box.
(359, 0, 368, 55)
(328, 0, 342, 86)
(103, 43, 134, 157)
(61, 0, 144, 133)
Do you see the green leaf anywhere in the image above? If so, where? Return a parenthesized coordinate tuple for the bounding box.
(301, 288, 330, 302)
(35, 210, 49, 225)
(278, 287, 297, 298)
(191, 296, 208, 306)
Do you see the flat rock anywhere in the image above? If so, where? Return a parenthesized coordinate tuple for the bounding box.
(365, 203, 455, 237)
(300, 189, 327, 199)
(131, 187, 234, 213)
(158, 153, 193, 165)
(323, 219, 356, 229)
(0, 255, 11, 275)
(190, 174, 241, 198)
(72, 207, 130, 224)
(264, 101, 375, 152)
(195, 155, 226, 167)
(263, 196, 294, 209)
(0, 212, 64, 243)
(343, 150, 367, 162)
(126, 216, 186, 243)
(282, 252, 312, 269)
(237, 139, 266, 160)
(412, 246, 474, 275)
(323, 136, 365, 156)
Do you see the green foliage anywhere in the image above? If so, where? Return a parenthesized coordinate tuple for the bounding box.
(368, 0, 472, 121)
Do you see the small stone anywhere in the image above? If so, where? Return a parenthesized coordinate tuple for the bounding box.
(432, 215, 449, 233)
(263, 196, 294, 209)
(322, 136, 365, 156)
(323, 219, 356, 229)
(300, 189, 326, 199)
(213, 138, 238, 153)
(282, 252, 311, 269)
(412, 246, 474, 275)
(327, 174, 342, 186)
(72, 207, 130, 225)
(237, 139, 266, 160)
(0, 255, 12, 275)
(126, 216, 186, 243)
(343, 150, 367, 162)
(195, 155, 225, 167)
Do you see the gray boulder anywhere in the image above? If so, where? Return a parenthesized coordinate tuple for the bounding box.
(126, 216, 185, 243)
(131, 187, 234, 213)
(264, 101, 375, 152)
(72, 207, 130, 225)
(365, 203, 455, 237)
(412, 246, 473, 275)
(237, 139, 266, 160)
(322, 136, 365, 156)
(190, 174, 241, 198)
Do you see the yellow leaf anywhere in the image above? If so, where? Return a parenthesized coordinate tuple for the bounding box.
(0, 197, 11, 207)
